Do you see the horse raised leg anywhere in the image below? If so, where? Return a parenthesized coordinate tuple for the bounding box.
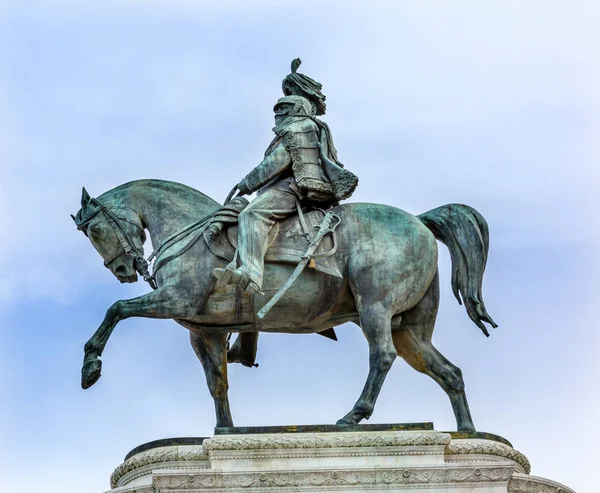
(392, 272, 476, 431)
(337, 303, 397, 425)
(189, 330, 233, 427)
(82, 286, 196, 389)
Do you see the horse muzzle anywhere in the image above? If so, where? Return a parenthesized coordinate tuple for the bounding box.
(117, 273, 138, 283)
(112, 260, 138, 283)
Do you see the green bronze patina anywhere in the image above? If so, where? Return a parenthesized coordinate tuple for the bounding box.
(73, 60, 497, 432)
(214, 60, 357, 295)
(73, 180, 497, 431)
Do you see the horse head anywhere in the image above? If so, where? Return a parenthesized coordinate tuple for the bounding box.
(72, 187, 146, 284)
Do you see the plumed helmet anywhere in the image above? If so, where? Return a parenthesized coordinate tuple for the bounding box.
(282, 58, 326, 116)
(273, 95, 313, 117)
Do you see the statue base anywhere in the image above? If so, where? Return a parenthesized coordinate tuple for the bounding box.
(106, 424, 573, 493)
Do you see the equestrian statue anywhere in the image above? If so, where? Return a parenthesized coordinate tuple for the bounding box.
(73, 59, 497, 431)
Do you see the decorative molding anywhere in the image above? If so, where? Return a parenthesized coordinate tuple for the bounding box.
(111, 445, 208, 488)
(314, 432, 451, 449)
(154, 472, 224, 490)
(110, 434, 565, 492)
(125, 437, 207, 461)
(110, 486, 154, 493)
(210, 449, 442, 461)
(446, 439, 531, 474)
(118, 463, 210, 488)
(509, 472, 575, 493)
(153, 466, 515, 491)
(203, 435, 315, 451)
(202, 431, 452, 452)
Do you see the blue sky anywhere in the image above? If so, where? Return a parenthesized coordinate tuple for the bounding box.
(0, 1, 598, 492)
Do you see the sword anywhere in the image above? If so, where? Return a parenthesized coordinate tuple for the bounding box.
(257, 212, 341, 319)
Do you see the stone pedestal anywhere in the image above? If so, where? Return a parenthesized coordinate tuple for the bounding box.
(106, 427, 574, 493)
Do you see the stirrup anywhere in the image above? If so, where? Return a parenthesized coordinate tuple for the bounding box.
(244, 280, 261, 295)
(213, 264, 263, 294)
(213, 260, 239, 288)
(236, 270, 263, 294)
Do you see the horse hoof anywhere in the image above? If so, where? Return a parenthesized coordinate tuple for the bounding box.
(81, 358, 102, 389)
(336, 417, 355, 426)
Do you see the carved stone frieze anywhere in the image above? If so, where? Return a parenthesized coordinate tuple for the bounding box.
(294, 469, 377, 488)
(110, 445, 208, 488)
(153, 466, 515, 491)
(508, 472, 576, 493)
(313, 432, 451, 449)
(446, 439, 531, 474)
(202, 431, 451, 452)
(155, 472, 224, 490)
(222, 470, 297, 489)
(203, 435, 316, 451)
(376, 466, 514, 485)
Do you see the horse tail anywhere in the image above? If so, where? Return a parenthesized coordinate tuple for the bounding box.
(418, 204, 498, 336)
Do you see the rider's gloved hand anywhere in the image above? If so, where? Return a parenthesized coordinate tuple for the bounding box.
(237, 179, 251, 196)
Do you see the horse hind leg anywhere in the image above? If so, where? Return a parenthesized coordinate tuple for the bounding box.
(395, 331, 476, 432)
(337, 303, 397, 425)
(392, 272, 476, 432)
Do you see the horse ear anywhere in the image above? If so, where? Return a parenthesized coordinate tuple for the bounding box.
(81, 187, 92, 208)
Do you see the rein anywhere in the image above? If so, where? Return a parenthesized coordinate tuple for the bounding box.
(75, 200, 157, 290)
(101, 207, 157, 290)
(74, 197, 216, 291)
(147, 212, 215, 265)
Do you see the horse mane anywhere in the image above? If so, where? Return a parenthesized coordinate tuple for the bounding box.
(97, 179, 220, 212)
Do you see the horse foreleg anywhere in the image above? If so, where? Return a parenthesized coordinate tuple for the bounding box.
(189, 330, 233, 427)
(337, 303, 397, 425)
(82, 286, 190, 389)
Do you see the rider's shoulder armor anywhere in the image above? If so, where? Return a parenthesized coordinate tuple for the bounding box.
(282, 118, 334, 201)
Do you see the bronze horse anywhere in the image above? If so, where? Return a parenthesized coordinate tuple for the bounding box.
(73, 179, 497, 430)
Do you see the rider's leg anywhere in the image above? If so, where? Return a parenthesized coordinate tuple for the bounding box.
(235, 185, 297, 291)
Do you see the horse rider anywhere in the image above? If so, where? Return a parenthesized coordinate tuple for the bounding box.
(213, 60, 358, 294)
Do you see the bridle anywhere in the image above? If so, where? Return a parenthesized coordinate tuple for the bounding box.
(72, 198, 157, 290)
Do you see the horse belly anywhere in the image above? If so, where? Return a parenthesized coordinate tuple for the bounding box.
(257, 263, 354, 332)
(196, 263, 354, 332)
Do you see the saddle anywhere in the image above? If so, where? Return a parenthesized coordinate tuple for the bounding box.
(148, 198, 341, 366)
(204, 197, 343, 279)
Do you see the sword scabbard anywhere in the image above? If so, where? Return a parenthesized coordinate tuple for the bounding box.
(257, 212, 340, 319)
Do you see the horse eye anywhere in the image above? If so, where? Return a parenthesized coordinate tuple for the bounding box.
(89, 223, 102, 236)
